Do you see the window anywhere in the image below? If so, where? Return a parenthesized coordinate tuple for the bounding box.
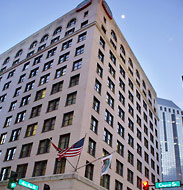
(3, 57, 10, 65)
(20, 95, 31, 107)
(40, 34, 49, 43)
(111, 30, 117, 42)
(58, 52, 70, 63)
(38, 44, 46, 52)
(20, 143, 33, 158)
(101, 25, 106, 34)
(103, 128, 112, 146)
(145, 167, 149, 179)
(137, 160, 142, 173)
(128, 134, 134, 148)
(53, 26, 62, 35)
(27, 50, 34, 58)
(51, 81, 63, 94)
(151, 159, 155, 170)
(30, 104, 42, 118)
(136, 102, 141, 114)
(15, 49, 23, 58)
(62, 111, 74, 127)
(144, 125, 148, 136)
(108, 63, 115, 78)
(84, 11, 88, 17)
(54, 158, 66, 174)
(62, 39, 72, 50)
(69, 74, 80, 87)
(67, 18, 76, 28)
(111, 39, 117, 50)
(105, 109, 113, 127)
(128, 104, 134, 117)
(39, 74, 50, 85)
(93, 96, 100, 113)
(0, 167, 11, 181)
(25, 123, 37, 137)
(118, 106, 125, 121)
(33, 160, 47, 177)
(15, 111, 26, 123)
(137, 176, 142, 189)
(85, 161, 94, 180)
(151, 146, 154, 156)
(81, 20, 88, 28)
(50, 36, 60, 44)
(117, 122, 124, 139)
(116, 160, 123, 176)
(0, 133, 7, 144)
(128, 118, 134, 132)
(35, 88, 46, 101)
(65, 91, 77, 106)
(33, 55, 43, 65)
(42, 117, 56, 133)
(3, 81, 11, 90)
(73, 59, 82, 71)
(16, 164, 28, 179)
(47, 98, 60, 112)
(10, 128, 21, 142)
(30, 41, 37, 49)
(29, 67, 39, 78)
(144, 137, 149, 149)
(47, 47, 57, 58)
(127, 168, 133, 184)
(55, 66, 66, 78)
(4, 116, 12, 128)
(128, 91, 134, 104)
(9, 101, 17, 111)
(94, 79, 102, 94)
(128, 150, 134, 165)
(150, 133, 154, 143)
(18, 74, 26, 83)
(88, 138, 96, 157)
(99, 36, 105, 49)
(100, 174, 110, 189)
(119, 65, 125, 79)
(109, 50, 116, 65)
(151, 173, 155, 184)
(78, 32, 87, 42)
(115, 180, 123, 190)
(0, 94, 6, 103)
(58, 134, 70, 149)
(75, 45, 84, 56)
(128, 78, 134, 90)
(119, 78, 125, 92)
(43, 60, 53, 71)
(14, 87, 21, 97)
(24, 81, 35, 92)
(144, 151, 149, 164)
(107, 77, 115, 93)
(7, 69, 15, 79)
(143, 112, 148, 123)
(65, 28, 75, 36)
(4, 147, 16, 161)
(90, 116, 98, 134)
(96, 63, 103, 78)
(98, 49, 104, 63)
(37, 139, 50, 154)
(137, 143, 142, 156)
(137, 128, 142, 141)
(117, 140, 124, 157)
(106, 92, 114, 109)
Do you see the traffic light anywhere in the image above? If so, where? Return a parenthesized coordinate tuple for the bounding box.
(142, 181, 149, 190)
(7, 171, 18, 189)
(43, 184, 50, 190)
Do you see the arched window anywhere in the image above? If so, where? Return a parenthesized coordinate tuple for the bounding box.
(67, 18, 76, 28)
(111, 30, 117, 42)
(3, 57, 10, 65)
(40, 34, 49, 43)
(15, 49, 23, 58)
(30, 41, 37, 49)
(120, 44, 125, 56)
(128, 58, 133, 68)
(136, 69, 140, 80)
(53, 26, 62, 36)
(142, 80, 146, 89)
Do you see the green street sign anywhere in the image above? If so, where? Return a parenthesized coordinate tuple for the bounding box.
(155, 181, 181, 189)
(18, 179, 39, 190)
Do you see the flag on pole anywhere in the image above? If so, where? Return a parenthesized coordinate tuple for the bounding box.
(50, 137, 85, 161)
(101, 154, 112, 176)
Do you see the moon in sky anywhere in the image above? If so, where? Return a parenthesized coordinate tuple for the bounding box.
(121, 14, 126, 19)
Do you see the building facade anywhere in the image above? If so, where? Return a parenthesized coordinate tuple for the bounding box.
(157, 98, 183, 190)
(0, 0, 161, 189)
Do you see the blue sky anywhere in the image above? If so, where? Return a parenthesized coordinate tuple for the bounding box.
(0, 0, 183, 108)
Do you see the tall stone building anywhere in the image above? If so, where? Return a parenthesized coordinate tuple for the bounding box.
(0, 0, 161, 189)
(157, 98, 183, 190)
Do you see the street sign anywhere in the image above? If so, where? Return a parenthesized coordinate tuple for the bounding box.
(155, 181, 181, 189)
(18, 179, 39, 190)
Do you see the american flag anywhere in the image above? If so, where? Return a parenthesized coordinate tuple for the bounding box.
(51, 137, 84, 161)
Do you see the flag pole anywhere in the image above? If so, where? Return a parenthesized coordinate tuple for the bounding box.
(65, 158, 76, 170)
(76, 150, 116, 171)
(75, 133, 87, 172)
